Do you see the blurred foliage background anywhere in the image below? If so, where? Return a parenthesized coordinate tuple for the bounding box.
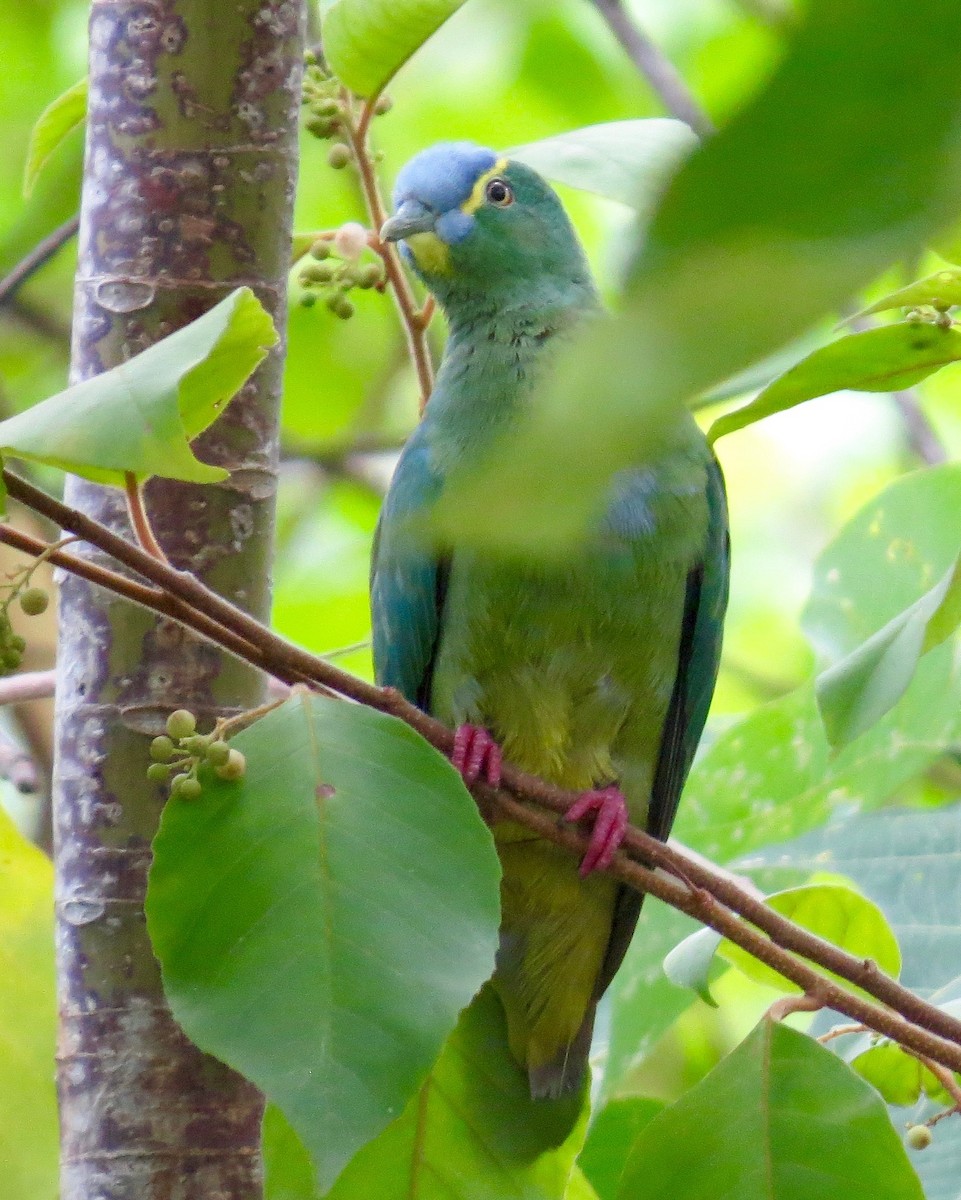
(2, 0, 960, 1191)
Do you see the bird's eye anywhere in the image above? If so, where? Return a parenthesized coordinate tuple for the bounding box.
(485, 178, 513, 207)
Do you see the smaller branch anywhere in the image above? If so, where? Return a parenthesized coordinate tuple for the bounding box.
(591, 0, 714, 137)
(0, 668, 56, 705)
(766, 994, 823, 1023)
(0, 214, 80, 307)
(340, 91, 435, 409)
(124, 473, 169, 562)
(818, 1023, 868, 1044)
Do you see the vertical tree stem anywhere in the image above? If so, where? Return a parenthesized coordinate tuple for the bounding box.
(55, 3, 304, 1198)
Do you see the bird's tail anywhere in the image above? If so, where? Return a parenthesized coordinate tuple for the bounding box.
(527, 1008, 596, 1099)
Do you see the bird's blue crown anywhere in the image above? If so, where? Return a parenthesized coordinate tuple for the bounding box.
(391, 142, 498, 214)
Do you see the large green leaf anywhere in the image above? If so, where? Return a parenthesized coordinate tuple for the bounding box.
(0, 807, 57, 1200)
(617, 1022, 924, 1200)
(0, 287, 276, 487)
(266, 988, 589, 1200)
(430, 0, 961, 550)
(324, 0, 465, 97)
(816, 554, 961, 747)
(803, 463, 961, 744)
(708, 323, 961, 444)
(23, 76, 87, 196)
(577, 1098, 662, 1200)
(146, 693, 501, 1191)
(509, 120, 697, 211)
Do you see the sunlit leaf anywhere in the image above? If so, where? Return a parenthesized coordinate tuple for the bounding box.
(324, 0, 465, 97)
(661, 926, 722, 1006)
(718, 883, 901, 993)
(147, 693, 501, 1191)
(23, 76, 87, 196)
(817, 554, 961, 747)
(618, 1022, 924, 1200)
(0, 287, 276, 487)
(509, 120, 697, 211)
(431, 0, 961, 550)
(708, 323, 961, 444)
(0, 807, 57, 1200)
(850, 1042, 938, 1108)
(852, 267, 961, 318)
(326, 988, 589, 1200)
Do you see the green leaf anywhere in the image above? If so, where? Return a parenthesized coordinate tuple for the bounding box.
(430, 0, 961, 550)
(853, 267, 961, 317)
(324, 0, 465, 97)
(326, 988, 590, 1200)
(146, 693, 501, 1192)
(23, 77, 87, 196)
(566, 1167, 602, 1200)
(578, 1098, 662, 1200)
(0, 807, 57, 1200)
(661, 926, 722, 1006)
(718, 883, 901, 993)
(0, 287, 276, 486)
(850, 1042, 937, 1108)
(617, 1022, 924, 1200)
(509, 120, 697, 211)
(708, 323, 961, 444)
(263, 1104, 320, 1200)
(816, 554, 961, 747)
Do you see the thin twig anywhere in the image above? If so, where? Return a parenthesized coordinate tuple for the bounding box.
(0, 214, 80, 307)
(340, 92, 435, 409)
(124, 473, 169, 562)
(0, 667, 56, 704)
(591, 0, 714, 136)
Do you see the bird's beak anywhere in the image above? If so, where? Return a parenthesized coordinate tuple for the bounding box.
(380, 199, 436, 242)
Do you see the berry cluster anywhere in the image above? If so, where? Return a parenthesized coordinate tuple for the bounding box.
(297, 226, 385, 319)
(147, 708, 246, 799)
(301, 54, 392, 170)
(0, 570, 50, 676)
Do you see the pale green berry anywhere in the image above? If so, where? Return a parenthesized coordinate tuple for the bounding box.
(906, 1125, 933, 1151)
(327, 143, 351, 169)
(19, 587, 49, 616)
(178, 777, 202, 801)
(207, 740, 231, 767)
(147, 762, 170, 783)
(150, 735, 175, 762)
(166, 709, 197, 740)
(215, 748, 247, 781)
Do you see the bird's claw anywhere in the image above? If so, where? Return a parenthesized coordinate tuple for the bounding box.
(452, 724, 502, 789)
(564, 786, 629, 877)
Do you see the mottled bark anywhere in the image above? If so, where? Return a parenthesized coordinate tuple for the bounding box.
(55, 3, 305, 1199)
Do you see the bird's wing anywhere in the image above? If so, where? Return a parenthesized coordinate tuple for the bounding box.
(598, 452, 729, 995)
(370, 431, 448, 707)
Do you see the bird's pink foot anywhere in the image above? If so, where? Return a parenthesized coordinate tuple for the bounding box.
(564, 786, 629, 877)
(452, 724, 502, 788)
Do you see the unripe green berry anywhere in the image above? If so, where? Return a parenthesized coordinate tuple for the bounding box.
(2, 648, 21, 670)
(327, 143, 351, 169)
(300, 292, 317, 308)
(309, 240, 331, 260)
(178, 777, 203, 801)
(150, 735, 176, 762)
(906, 1125, 933, 1151)
(8, 635, 25, 653)
(170, 772, 191, 794)
(356, 263, 384, 289)
(19, 586, 49, 616)
(327, 293, 354, 319)
(305, 114, 336, 139)
(166, 709, 197, 740)
(373, 93, 393, 115)
(300, 261, 334, 284)
(215, 748, 247, 780)
(206, 740, 231, 767)
(316, 98, 340, 116)
(147, 762, 171, 782)
(180, 734, 210, 756)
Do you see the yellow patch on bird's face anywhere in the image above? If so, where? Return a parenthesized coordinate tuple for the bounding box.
(405, 231, 451, 275)
(461, 157, 511, 216)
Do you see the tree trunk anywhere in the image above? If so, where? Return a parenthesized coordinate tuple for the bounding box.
(54, 3, 304, 1198)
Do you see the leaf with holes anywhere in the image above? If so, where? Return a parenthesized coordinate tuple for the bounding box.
(146, 692, 501, 1191)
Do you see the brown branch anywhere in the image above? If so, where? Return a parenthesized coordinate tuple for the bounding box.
(123, 473, 170, 562)
(0, 214, 80, 307)
(591, 0, 714, 137)
(340, 92, 435, 410)
(7, 467, 961, 1074)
